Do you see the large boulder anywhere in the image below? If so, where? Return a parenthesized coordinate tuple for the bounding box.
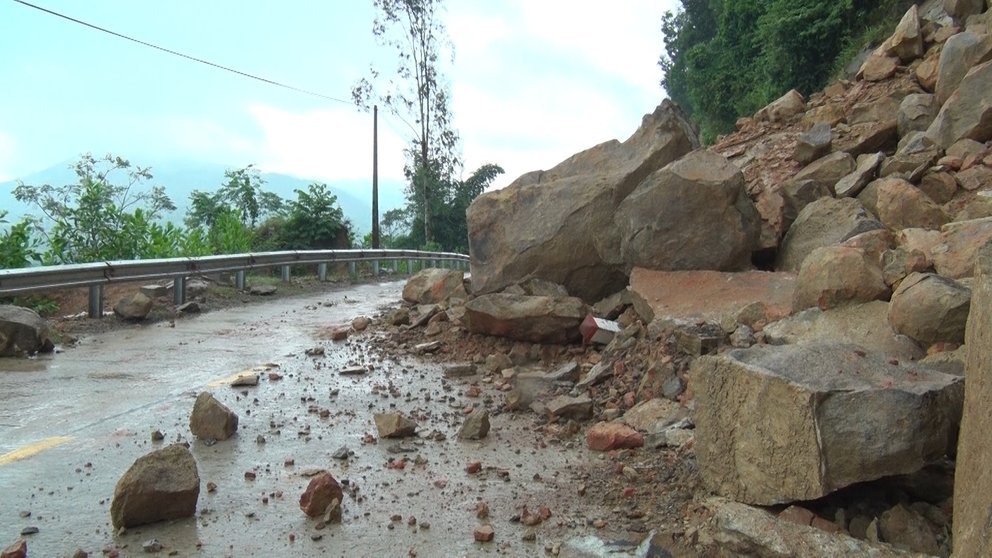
(793, 246, 889, 310)
(945, 0, 986, 20)
(189, 392, 239, 441)
(691, 342, 963, 505)
(776, 197, 885, 272)
(883, 5, 923, 62)
(888, 272, 972, 346)
(614, 149, 759, 272)
(928, 60, 992, 148)
(932, 217, 992, 278)
(934, 32, 992, 106)
(0, 305, 53, 357)
(113, 292, 153, 321)
(898, 94, 940, 137)
(463, 293, 587, 344)
(401, 268, 466, 304)
(110, 444, 200, 528)
(862, 177, 949, 231)
(763, 301, 924, 362)
(954, 248, 992, 557)
(467, 100, 699, 302)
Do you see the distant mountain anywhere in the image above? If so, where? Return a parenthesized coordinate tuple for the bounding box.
(0, 159, 407, 234)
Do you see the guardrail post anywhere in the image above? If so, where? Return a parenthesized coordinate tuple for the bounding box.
(431, 258, 438, 268)
(236, 270, 246, 290)
(372, 260, 380, 277)
(318, 263, 328, 282)
(407, 259, 415, 275)
(281, 265, 291, 283)
(174, 277, 186, 305)
(349, 261, 357, 280)
(88, 285, 103, 319)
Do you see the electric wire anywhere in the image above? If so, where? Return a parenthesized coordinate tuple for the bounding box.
(11, 0, 356, 106)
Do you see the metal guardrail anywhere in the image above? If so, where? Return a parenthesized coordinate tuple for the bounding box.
(0, 249, 469, 318)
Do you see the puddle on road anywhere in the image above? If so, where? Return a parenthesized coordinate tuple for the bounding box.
(0, 282, 617, 557)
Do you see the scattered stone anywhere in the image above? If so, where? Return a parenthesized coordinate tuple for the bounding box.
(329, 328, 349, 341)
(338, 366, 367, 376)
(113, 292, 154, 321)
(575, 362, 613, 390)
(465, 461, 482, 474)
(189, 392, 238, 441)
(142, 539, 162, 553)
(299, 471, 343, 518)
(374, 413, 417, 438)
(0, 540, 26, 558)
(331, 447, 350, 460)
(389, 308, 410, 326)
(110, 444, 200, 529)
(834, 152, 884, 198)
(692, 342, 963, 505)
(878, 503, 940, 555)
(579, 315, 620, 345)
(622, 398, 681, 433)
(414, 341, 442, 354)
(792, 246, 888, 311)
(402, 268, 467, 304)
(305, 346, 326, 356)
(230, 372, 259, 387)
(176, 301, 200, 314)
(463, 293, 587, 344)
(586, 422, 644, 451)
(18, 528, 37, 536)
(793, 122, 832, 164)
(249, 285, 277, 296)
(457, 410, 491, 440)
(352, 316, 371, 331)
(0, 305, 54, 357)
(150, 430, 164, 442)
(442, 363, 477, 378)
(473, 525, 495, 542)
(547, 395, 594, 420)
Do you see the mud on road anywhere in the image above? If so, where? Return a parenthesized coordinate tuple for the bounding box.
(0, 280, 698, 557)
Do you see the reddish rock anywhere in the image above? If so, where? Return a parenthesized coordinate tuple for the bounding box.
(465, 461, 482, 474)
(473, 525, 495, 542)
(299, 471, 343, 518)
(1, 540, 26, 558)
(586, 422, 644, 451)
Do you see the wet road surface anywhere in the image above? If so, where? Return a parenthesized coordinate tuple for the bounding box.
(0, 281, 612, 557)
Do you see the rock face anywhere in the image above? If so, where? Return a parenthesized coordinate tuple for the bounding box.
(954, 249, 992, 558)
(113, 292, 153, 320)
(463, 293, 587, 344)
(189, 392, 239, 441)
(888, 272, 972, 345)
(776, 198, 884, 272)
(0, 305, 53, 357)
(402, 268, 466, 304)
(467, 100, 699, 301)
(615, 149, 759, 272)
(110, 444, 200, 528)
(299, 471, 343, 518)
(691, 342, 963, 505)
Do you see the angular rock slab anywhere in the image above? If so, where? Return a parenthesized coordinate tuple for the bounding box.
(467, 100, 698, 302)
(691, 342, 963, 505)
(299, 471, 343, 518)
(463, 293, 587, 344)
(189, 392, 239, 441)
(402, 268, 466, 304)
(954, 248, 992, 557)
(0, 304, 53, 357)
(111, 444, 200, 528)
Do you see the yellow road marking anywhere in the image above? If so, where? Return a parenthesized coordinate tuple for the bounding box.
(0, 436, 73, 465)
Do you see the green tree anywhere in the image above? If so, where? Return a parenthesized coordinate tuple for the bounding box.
(0, 211, 41, 269)
(353, 0, 460, 245)
(217, 165, 283, 228)
(13, 153, 175, 263)
(279, 182, 351, 250)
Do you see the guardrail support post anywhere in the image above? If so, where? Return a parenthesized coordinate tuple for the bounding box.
(349, 261, 357, 280)
(236, 270, 246, 290)
(372, 260, 380, 277)
(318, 263, 328, 282)
(431, 258, 438, 268)
(407, 259, 415, 275)
(174, 277, 186, 305)
(281, 265, 291, 283)
(88, 285, 103, 319)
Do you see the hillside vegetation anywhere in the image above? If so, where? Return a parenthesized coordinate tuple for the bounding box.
(660, 0, 916, 142)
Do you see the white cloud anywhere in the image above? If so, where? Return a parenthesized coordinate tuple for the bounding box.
(246, 104, 409, 182)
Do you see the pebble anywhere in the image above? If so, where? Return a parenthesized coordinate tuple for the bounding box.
(142, 539, 162, 553)
(20, 526, 39, 535)
(473, 525, 495, 542)
(151, 430, 164, 442)
(465, 461, 482, 474)
(206, 482, 217, 493)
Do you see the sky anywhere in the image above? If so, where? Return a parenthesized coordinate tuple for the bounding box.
(0, 0, 678, 193)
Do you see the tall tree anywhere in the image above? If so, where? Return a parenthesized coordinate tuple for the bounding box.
(353, 0, 460, 245)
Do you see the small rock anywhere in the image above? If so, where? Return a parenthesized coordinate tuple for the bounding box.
(443, 363, 477, 378)
(71, 549, 87, 558)
(255, 435, 265, 444)
(547, 395, 594, 420)
(329, 328, 349, 341)
(142, 539, 162, 553)
(474, 525, 495, 542)
(586, 422, 644, 451)
(338, 366, 366, 376)
(1, 540, 27, 558)
(249, 285, 277, 296)
(332, 447, 350, 460)
(415, 341, 442, 354)
(299, 471, 343, 518)
(305, 346, 326, 356)
(458, 411, 491, 440)
(374, 413, 418, 438)
(230, 373, 259, 387)
(19, 528, 38, 536)
(206, 482, 217, 493)
(465, 461, 482, 474)
(150, 430, 165, 442)
(352, 316, 371, 331)
(189, 392, 239, 441)
(176, 301, 200, 314)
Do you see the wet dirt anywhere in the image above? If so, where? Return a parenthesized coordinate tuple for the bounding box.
(0, 281, 643, 557)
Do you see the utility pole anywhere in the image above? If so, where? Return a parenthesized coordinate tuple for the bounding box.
(372, 104, 380, 249)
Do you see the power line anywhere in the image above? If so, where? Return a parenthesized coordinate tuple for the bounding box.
(11, 0, 356, 106)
